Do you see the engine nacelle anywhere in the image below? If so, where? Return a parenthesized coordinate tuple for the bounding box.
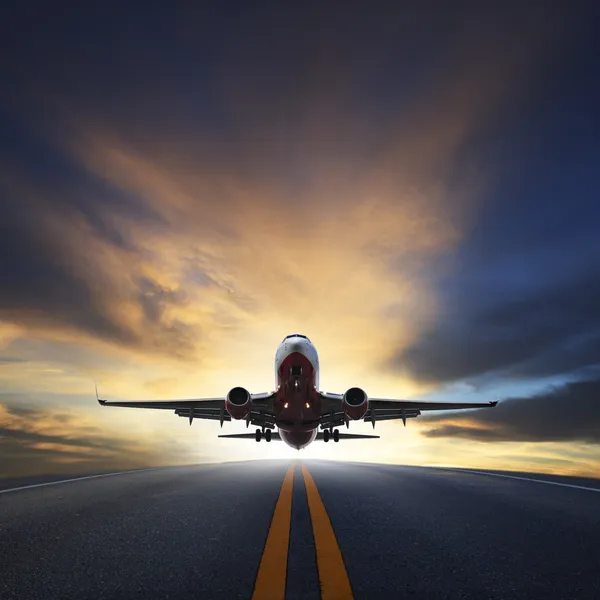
(226, 386, 252, 420)
(342, 387, 369, 420)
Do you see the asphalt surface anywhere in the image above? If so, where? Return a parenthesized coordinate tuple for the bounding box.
(1, 460, 599, 599)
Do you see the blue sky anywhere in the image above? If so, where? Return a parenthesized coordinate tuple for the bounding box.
(1, 2, 599, 477)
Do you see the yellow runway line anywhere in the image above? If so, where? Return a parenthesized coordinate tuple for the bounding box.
(251, 463, 295, 600)
(302, 464, 354, 600)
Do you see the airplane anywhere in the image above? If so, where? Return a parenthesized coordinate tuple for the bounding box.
(97, 333, 497, 449)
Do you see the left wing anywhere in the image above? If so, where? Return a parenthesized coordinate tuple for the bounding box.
(96, 388, 275, 426)
(319, 392, 497, 427)
(365, 398, 497, 427)
(368, 399, 498, 411)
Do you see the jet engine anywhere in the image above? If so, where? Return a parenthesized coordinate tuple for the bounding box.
(342, 387, 369, 420)
(226, 386, 252, 420)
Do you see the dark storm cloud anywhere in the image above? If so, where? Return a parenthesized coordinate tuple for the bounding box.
(393, 269, 600, 383)
(0, 160, 196, 355)
(421, 378, 600, 444)
(0, 67, 200, 354)
(386, 4, 600, 385)
(0, 194, 136, 345)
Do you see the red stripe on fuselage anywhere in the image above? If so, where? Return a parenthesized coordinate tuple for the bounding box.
(275, 352, 321, 448)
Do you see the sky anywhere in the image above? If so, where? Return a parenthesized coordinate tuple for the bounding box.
(1, 2, 599, 478)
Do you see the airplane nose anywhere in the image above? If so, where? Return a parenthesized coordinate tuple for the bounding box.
(289, 341, 304, 353)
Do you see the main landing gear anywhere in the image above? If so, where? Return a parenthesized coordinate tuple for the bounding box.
(255, 428, 272, 442)
(323, 429, 340, 443)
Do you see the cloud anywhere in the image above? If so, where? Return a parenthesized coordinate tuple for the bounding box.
(39, 4, 567, 374)
(391, 268, 600, 384)
(0, 167, 203, 359)
(379, 7, 600, 389)
(1, 3, 571, 367)
(420, 377, 600, 444)
(0, 400, 191, 478)
(0, 3, 583, 407)
(1, 2, 596, 478)
(0, 357, 27, 364)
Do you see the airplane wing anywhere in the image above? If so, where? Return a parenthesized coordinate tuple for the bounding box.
(365, 398, 497, 427)
(367, 399, 498, 411)
(218, 432, 380, 440)
(96, 388, 276, 426)
(319, 392, 497, 427)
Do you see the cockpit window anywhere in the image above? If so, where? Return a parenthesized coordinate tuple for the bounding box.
(283, 333, 309, 341)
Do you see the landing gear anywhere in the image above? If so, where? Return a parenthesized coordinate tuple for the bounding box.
(323, 429, 339, 443)
(255, 428, 262, 442)
(265, 429, 272, 443)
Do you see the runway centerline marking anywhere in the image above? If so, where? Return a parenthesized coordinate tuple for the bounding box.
(252, 464, 295, 600)
(0, 467, 162, 495)
(302, 464, 354, 600)
(449, 468, 600, 493)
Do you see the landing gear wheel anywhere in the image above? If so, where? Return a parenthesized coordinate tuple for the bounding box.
(265, 429, 272, 442)
(323, 429, 330, 443)
(255, 428, 262, 442)
(333, 429, 340, 443)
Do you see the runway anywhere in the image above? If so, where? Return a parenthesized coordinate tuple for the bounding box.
(1, 460, 599, 599)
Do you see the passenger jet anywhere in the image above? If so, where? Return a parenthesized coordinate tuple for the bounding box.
(97, 333, 497, 449)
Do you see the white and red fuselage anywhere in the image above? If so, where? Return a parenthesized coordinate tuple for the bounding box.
(273, 334, 322, 449)
(225, 333, 369, 448)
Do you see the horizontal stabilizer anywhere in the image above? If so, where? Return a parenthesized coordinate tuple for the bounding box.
(218, 432, 380, 441)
